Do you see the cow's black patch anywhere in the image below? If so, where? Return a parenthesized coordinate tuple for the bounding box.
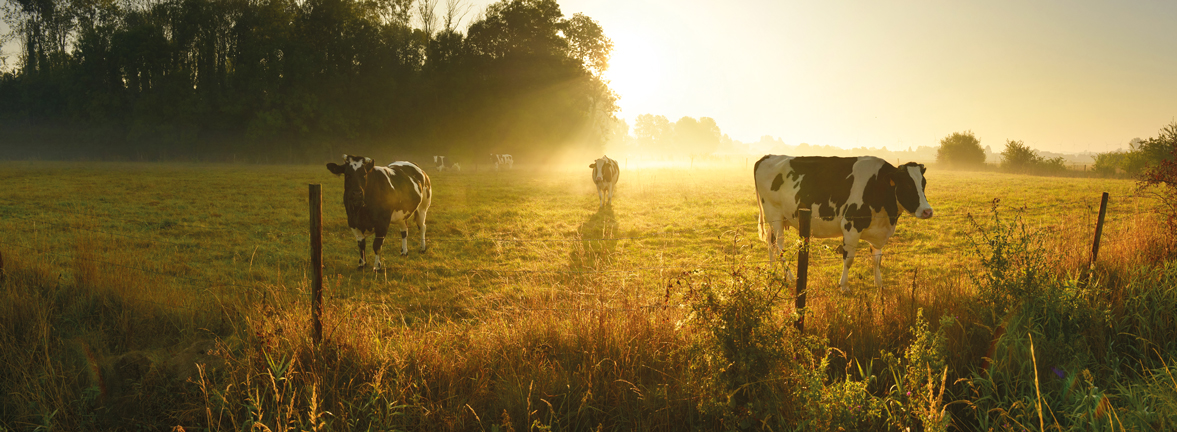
(892, 163, 924, 215)
(592, 158, 619, 185)
(862, 165, 900, 226)
(788, 157, 857, 222)
(770, 174, 784, 191)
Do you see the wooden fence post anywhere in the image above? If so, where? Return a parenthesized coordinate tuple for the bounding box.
(1090, 192, 1109, 266)
(309, 184, 324, 345)
(795, 208, 811, 332)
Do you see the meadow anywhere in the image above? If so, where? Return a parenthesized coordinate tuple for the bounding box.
(1, 159, 1174, 431)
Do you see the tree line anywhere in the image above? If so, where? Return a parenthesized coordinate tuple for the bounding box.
(935, 122, 1177, 178)
(0, 0, 617, 162)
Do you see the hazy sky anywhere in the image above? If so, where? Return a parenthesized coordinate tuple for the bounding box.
(482, 0, 1177, 153)
(4, 1, 1175, 152)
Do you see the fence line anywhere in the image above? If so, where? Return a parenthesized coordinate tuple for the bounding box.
(0, 194, 1125, 317)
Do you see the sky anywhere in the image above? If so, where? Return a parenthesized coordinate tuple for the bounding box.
(4, 1, 1176, 153)
(474, 0, 1177, 153)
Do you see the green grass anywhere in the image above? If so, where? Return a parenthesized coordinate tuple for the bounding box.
(1, 160, 1174, 430)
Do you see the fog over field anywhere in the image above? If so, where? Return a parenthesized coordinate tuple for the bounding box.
(3, 0, 1177, 430)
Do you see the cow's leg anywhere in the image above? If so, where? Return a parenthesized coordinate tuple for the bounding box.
(415, 210, 428, 252)
(396, 220, 410, 256)
(865, 234, 890, 288)
(372, 224, 389, 271)
(838, 234, 862, 292)
(351, 228, 367, 269)
(607, 183, 615, 205)
(764, 218, 794, 282)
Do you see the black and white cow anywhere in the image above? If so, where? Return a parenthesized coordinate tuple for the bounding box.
(326, 155, 432, 271)
(433, 155, 461, 172)
(490, 154, 514, 170)
(754, 155, 933, 292)
(589, 155, 619, 209)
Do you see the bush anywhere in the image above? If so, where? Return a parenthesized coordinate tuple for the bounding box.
(1093, 121, 1177, 178)
(1139, 143, 1177, 231)
(936, 131, 986, 169)
(1093, 151, 1125, 176)
(1000, 140, 1069, 176)
(681, 269, 800, 430)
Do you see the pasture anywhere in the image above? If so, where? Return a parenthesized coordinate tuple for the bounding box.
(1, 159, 1174, 430)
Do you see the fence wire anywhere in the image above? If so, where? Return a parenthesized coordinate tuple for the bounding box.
(0, 193, 1129, 315)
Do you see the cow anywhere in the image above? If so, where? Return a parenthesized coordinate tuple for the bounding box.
(326, 155, 432, 271)
(753, 155, 933, 292)
(490, 153, 514, 170)
(433, 155, 461, 172)
(589, 155, 619, 209)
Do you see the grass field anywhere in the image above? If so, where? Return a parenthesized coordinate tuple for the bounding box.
(1, 159, 1174, 430)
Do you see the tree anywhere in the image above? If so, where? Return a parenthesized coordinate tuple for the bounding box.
(1000, 140, 1040, 173)
(1092, 151, 1125, 177)
(1093, 125, 1177, 177)
(633, 113, 671, 153)
(936, 131, 986, 168)
(1140, 143, 1177, 230)
(673, 116, 720, 155)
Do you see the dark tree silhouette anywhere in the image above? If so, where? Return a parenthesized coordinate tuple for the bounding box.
(0, 0, 618, 162)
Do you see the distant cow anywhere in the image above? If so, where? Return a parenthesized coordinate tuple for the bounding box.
(589, 155, 619, 209)
(490, 154, 514, 170)
(754, 155, 933, 292)
(433, 155, 461, 172)
(326, 155, 432, 271)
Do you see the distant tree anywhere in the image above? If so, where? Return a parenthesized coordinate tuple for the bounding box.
(936, 131, 986, 168)
(1000, 140, 1041, 173)
(1092, 151, 1125, 177)
(1092, 125, 1177, 177)
(673, 116, 720, 155)
(633, 113, 671, 153)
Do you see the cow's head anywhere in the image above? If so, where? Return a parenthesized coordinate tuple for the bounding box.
(589, 156, 610, 182)
(890, 162, 934, 219)
(326, 154, 375, 205)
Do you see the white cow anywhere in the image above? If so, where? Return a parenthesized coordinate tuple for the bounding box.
(491, 154, 514, 170)
(433, 155, 460, 171)
(754, 155, 933, 291)
(589, 155, 619, 209)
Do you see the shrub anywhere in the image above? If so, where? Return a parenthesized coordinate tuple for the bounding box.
(681, 269, 799, 430)
(1000, 140, 1069, 176)
(1093, 121, 1177, 177)
(1139, 143, 1177, 231)
(936, 131, 986, 169)
(1092, 151, 1125, 176)
(1000, 140, 1040, 173)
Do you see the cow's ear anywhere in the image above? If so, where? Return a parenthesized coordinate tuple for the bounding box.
(326, 163, 345, 175)
(589, 163, 596, 169)
(919, 165, 927, 174)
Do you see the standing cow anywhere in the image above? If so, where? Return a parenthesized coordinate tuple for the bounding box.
(433, 155, 461, 171)
(490, 154, 514, 170)
(589, 155, 619, 209)
(326, 155, 432, 271)
(754, 155, 933, 292)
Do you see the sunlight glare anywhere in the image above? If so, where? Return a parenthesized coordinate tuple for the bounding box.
(603, 30, 664, 115)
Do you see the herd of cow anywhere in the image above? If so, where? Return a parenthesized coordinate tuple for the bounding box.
(325, 153, 934, 292)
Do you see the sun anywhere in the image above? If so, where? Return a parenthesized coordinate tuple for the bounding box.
(603, 29, 664, 114)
